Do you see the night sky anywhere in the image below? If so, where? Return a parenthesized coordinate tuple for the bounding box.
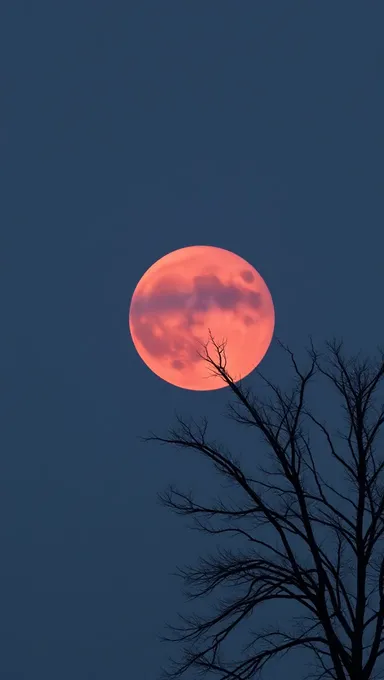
(2, 2, 383, 678)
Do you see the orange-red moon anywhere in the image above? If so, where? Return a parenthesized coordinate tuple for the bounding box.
(129, 245, 275, 390)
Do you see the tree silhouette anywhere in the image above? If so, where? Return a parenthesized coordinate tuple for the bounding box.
(146, 336, 384, 680)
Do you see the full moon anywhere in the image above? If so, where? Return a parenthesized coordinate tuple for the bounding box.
(129, 245, 275, 390)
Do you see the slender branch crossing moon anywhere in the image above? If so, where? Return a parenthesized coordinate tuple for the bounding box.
(129, 245, 275, 390)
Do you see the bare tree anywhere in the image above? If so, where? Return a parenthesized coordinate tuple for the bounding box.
(146, 336, 384, 680)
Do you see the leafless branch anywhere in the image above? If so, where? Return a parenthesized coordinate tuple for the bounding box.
(146, 336, 384, 680)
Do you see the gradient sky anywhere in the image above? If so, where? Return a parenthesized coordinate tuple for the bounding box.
(1, 2, 383, 679)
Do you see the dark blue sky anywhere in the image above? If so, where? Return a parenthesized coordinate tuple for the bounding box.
(1, 2, 383, 678)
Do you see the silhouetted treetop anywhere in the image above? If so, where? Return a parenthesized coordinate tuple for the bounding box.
(146, 337, 384, 680)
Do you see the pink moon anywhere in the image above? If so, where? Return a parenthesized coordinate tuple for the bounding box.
(129, 245, 275, 390)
